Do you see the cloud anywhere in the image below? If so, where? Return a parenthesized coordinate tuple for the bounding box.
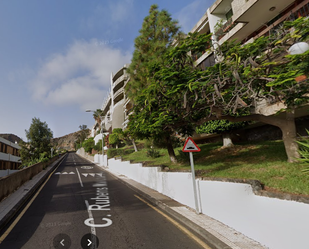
(29, 39, 131, 110)
(80, 0, 134, 32)
(175, 0, 211, 33)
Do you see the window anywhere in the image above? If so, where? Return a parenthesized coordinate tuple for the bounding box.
(226, 8, 233, 20)
(198, 54, 216, 71)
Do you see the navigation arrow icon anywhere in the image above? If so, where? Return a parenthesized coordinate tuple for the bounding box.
(60, 239, 65, 246)
(87, 239, 92, 246)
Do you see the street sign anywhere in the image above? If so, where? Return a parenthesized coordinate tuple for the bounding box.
(182, 137, 201, 213)
(182, 137, 200, 152)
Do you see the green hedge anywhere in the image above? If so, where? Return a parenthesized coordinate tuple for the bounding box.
(107, 148, 135, 158)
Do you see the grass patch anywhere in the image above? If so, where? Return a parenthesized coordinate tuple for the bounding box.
(121, 140, 309, 196)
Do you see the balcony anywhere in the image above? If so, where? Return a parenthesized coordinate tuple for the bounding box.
(214, 18, 237, 40)
(253, 1, 309, 39)
(112, 64, 128, 83)
(113, 74, 127, 89)
(102, 95, 111, 114)
(229, 0, 299, 42)
(210, 0, 233, 15)
(113, 88, 124, 105)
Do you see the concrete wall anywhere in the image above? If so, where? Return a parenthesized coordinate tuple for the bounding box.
(112, 100, 125, 129)
(94, 154, 108, 166)
(0, 169, 19, 177)
(106, 158, 309, 249)
(76, 147, 94, 162)
(0, 156, 60, 202)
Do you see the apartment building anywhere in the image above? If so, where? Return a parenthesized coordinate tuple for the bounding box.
(191, 0, 309, 117)
(0, 137, 21, 170)
(91, 65, 131, 142)
(192, 0, 308, 68)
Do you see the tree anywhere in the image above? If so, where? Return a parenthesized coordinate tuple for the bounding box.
(82, 137, 95, 154)
(75, 125, 89, 150)
(126, 4, 181, 102)
(130, 17, 309, 163)
(190, 17, 309, 162)
(92, 109, 104, 131)
(126, 4, 183, 163)
(20, 117, 53, 166)
(109, 128, 123, 149)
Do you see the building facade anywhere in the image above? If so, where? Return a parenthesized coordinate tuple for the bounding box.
(0, 137, 21, 170)
(91, 64, 131, 142)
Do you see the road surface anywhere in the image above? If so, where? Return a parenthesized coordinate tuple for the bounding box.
(0, 153, 210, 249)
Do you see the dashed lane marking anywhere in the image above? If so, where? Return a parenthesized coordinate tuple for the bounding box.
(54, 172, 76, 175)
(81, 173, 104, 177)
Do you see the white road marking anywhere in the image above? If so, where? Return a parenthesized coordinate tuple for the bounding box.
(81, 173, 103, 177)
(62, 172, 68, 174)
(85, 200, 96, 236)
(55, 172, 61, 175)
(69, 172, 75, 174)
(81, 166, 93, 169)
(76, 168, 84, 187)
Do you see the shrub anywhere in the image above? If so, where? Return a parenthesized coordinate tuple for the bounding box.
(82, 137, 95, 153)
(94, 139, 104, 153)
(146, 148, 160, 158)
(107, 148, 135, 158)
(107, 148, 119, 158)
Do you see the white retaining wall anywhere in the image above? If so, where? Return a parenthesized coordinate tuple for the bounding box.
(94, 154, 108, 166)
(107, 158, 309, 249)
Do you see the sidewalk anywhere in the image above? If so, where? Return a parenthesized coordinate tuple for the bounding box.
(101, 164, 268, 249)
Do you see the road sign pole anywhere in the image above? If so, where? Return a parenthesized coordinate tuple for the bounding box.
(189, 152, 200, 214)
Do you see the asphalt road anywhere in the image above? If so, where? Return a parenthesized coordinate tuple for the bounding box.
(0, 153, 208, 249)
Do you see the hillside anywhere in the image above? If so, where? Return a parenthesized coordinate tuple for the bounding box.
(0, 134, 23, 144)
(51, 130, 90, 151)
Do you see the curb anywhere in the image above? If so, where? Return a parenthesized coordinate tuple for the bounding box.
(0, 154, 67, 231)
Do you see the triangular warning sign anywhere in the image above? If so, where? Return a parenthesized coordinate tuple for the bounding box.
(182, 137, 200, 152)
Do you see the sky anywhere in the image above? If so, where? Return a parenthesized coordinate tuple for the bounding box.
(0, 0, 212, 140)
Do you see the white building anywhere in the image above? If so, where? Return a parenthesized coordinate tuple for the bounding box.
(91, 64, 131, 143)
